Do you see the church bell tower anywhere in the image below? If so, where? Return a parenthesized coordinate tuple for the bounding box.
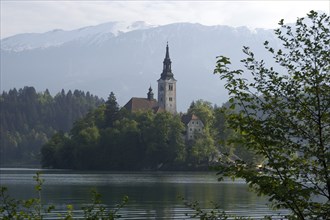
(158, 43, 177, 114)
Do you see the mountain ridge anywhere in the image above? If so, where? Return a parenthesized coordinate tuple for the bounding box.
(1, 21, 279, 111)
(1, 21, 271, 52)
(1, 21, 156, 52)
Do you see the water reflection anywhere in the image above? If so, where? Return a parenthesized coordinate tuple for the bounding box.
(0, 169, 282, 219)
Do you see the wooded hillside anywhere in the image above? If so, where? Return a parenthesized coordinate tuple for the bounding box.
(0, 87, 104, 165)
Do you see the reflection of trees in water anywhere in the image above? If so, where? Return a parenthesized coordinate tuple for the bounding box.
(2, 171, 274, 219)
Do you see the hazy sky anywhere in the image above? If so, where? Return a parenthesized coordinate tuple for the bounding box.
(1, 1, 329, 39)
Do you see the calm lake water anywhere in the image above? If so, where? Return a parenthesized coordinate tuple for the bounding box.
(0, 168, 287, 219)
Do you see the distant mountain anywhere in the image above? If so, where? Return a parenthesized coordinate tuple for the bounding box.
(1, 21, 279, 111)
(1, 21, 155, 52)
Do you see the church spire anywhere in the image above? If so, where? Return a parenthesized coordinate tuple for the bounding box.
(160, 42, 174, 80)
(165, 42, 170, 59)
(147, 86, 154, 100)
(157, 42, 177, 114)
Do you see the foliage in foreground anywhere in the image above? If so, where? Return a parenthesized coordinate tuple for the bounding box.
(0, 172, 128, 220)
(214, 11, 329, 219)
(180, 196, 288, 220)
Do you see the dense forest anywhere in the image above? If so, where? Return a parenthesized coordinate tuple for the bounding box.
(0, 87, 260, 169)
(40, 93, 261, 170)
(0, 87, 104, 166)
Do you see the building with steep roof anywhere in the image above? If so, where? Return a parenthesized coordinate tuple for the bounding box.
(124, 43, 176, 114)
(123, 43, 204, 140)
(124, 87, 163, 113)
(157, 43, 177, 114)
(181, 114, 204, 140)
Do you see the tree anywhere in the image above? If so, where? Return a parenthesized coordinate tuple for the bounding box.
(144, 112, 185, 169)
(104, 92, 120, 127)
(187, 100, 214, 127)
(1, 86, 103, 166)
(190, 127, 217, 166)
(110, 118, 142, 170)
(41, 131, 70, 168)
(214, 11, 329, 219)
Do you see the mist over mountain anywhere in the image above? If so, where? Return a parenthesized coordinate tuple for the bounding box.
(1, 21, 279, 111)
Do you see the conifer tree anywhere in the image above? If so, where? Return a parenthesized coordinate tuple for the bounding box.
(104, 92, 120, 127)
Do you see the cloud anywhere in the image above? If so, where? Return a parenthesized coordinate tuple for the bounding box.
(1, 1, 329, 39)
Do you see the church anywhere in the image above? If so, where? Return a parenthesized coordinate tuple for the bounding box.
(124, 43, 204, 140)
(124, 43, 177, 114)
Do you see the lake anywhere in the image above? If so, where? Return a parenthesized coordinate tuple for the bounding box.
(0, 168, 287, 219)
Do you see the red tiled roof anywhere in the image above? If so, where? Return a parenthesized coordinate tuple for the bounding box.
(181, 113, 201, 125)
(124, 98, 161, 113)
